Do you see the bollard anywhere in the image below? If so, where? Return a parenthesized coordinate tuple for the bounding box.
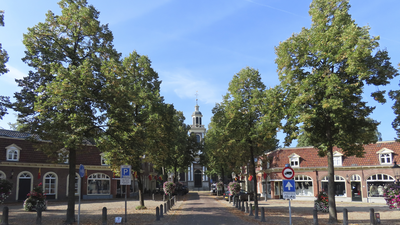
(248, 195, 250, 203)
(229, 195, 231, 204)
(249, 203, 253, 216)
(313, 208, 318, 225)
(370, 208, 375, 225)
(238, 199, 241, 210)
(265, 193, 268, 202)
(160, 204, 163, 218)
(153, 193, 155, 201)
(156, 207, 160, 221)
(36, 208, 42, 225)
(343, 208, 348, 225)
(163, 194, 165, 202)
(255, 205, 259, 219)
(232, 196, 236, 206)
(164, 203, 167, 214)
(260, 207, 266, 222)
(2, 206, 9, 225)
(167, 200, 170, 211)
(241, 200, 245, 212)
(102, 207, 107, 225)
(245, 202, 249, 213)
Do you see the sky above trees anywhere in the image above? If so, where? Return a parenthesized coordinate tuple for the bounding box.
(1, 0, 400, 146)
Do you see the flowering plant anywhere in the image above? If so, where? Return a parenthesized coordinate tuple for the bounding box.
(216, 181, 224, 190)
(314, 192, 329, 213)
(0, 179, 13, 204)
(163, 181, 176, 196)
(228, 181, 240, 195)
(383, 183, 400, 209)
(23, 183, 46, 211)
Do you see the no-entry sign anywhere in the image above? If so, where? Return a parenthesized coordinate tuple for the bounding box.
(282, 166, 295, 179)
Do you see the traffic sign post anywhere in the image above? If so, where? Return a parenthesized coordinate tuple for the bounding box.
(120, 165, 131, 223)
(78, 164, 84, 225)
(282, 165, 295, 225)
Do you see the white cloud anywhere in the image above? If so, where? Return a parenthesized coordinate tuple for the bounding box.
(2, 65, 26, 85)
(160, 69, 223, 105)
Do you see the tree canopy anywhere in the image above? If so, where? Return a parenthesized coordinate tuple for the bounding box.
(275, 0, 398, 222)
(0, 10, 10, 120)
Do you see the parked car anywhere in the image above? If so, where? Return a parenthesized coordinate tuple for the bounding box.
(230, 190, 254, 201)
(223, 191, 230, 201)
(173, 183, 189, 195)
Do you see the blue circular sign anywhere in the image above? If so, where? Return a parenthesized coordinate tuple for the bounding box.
(79, 164, 85, 178)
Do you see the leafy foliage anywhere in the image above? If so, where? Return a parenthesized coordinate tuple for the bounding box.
(163, 181, 176, 196)
(0, 10, 10, 120)
(0, 179, 13, 204)
(228, 181, 240, 195)
(383, 183, 400, 209)
(314, 192, 329, 213)
(23, 183, 46, 211)
(275, 0, 397, 222)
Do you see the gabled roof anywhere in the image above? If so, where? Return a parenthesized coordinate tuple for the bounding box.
(376, 147, 394, 154)
(0, 129, 32, 139)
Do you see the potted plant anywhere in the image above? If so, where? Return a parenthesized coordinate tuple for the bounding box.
(314, 192, 329, 213)
(163, 181, 176, 197)
(0, 179, 13, 204)
(383, 183, 400, 209)
(23, 183, 46, 211)
(228, 181, 240, 196)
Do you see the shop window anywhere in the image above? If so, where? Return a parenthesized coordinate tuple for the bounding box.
(321, 175, 346, 197)
(6, 144, 21, 161)
(87, 173, 110, 195)
(367, 173, 395, 197)
(294, 175, 313, 196)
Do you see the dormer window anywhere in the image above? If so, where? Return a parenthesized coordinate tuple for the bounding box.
(376, 148, 394, 165)
(6, 144, 21, 161)
(333, 151, 343, 167)
(288, 153, 300, 167)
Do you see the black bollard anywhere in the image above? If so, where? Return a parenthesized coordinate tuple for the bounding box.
(313, 208, 318, 225)
(36, 208, 42, 225)
(153, 193, 155, 201)
(232, 196, 235, 206)
(245, 202, 249, 213)
(2, 206, 9, 225)
(167, 200, 170, 211)
(241, 200, 245, 212)
(255, 205, 259, 219)
(102, 207, 107, 225)
(156, 207, 160, 221)
(229, 195, 231, 204)
(238, 199, 241, 210)
(249, 203, 253, 216)
(163, 194, 165, 202)
(260, 207, 266, 222)
(160, 204, 163, 218)
(164, 203, 167, 214)
(343, 208, 348, 225)
(370, 208, 375, 225)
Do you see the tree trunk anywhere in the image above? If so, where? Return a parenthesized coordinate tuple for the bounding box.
(138, 173, 145, 207)
(327, 145, 337, 223)
(66, 148, 76, 224)
(250, 145, 258, 208)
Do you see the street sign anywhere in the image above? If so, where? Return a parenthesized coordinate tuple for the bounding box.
(282, 167, 295, 179)
(79, 164, 85, 178)
(283, 179, 295, 192)
(283, 180, 296, 199)
(120, 165, 131, 185)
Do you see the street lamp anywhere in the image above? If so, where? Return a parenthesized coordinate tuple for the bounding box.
(392, 161, 400, 184)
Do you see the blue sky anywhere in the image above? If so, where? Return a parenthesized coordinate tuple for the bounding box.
(1, 0, 400, 147)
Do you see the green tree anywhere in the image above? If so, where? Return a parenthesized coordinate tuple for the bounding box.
(0, 10, 10, 119)
(12, 1, 120, 223)
(217, 67, 280, 209)
(97, 50, 163, 207)
(275, 0, 397, 222)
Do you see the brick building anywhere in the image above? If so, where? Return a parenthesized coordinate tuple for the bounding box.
(256, 141, 400, 203)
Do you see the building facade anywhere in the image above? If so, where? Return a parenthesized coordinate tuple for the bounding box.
(256, 141, 400, 203)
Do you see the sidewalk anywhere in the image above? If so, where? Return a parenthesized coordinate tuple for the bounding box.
(216, 195, 400, 225)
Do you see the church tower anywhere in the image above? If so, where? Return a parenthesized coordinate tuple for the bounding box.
(186, 97, 209, 191)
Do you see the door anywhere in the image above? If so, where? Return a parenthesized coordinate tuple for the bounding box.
(274, 181, 282, 199)
(351, 182, 362, 201)
(18, 177, 31, 201)
(194, 170, 202, 187)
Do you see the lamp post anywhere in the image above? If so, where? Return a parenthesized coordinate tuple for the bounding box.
(392, 161, 400, 184)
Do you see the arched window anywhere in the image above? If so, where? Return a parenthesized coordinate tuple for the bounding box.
(294, 175, 313, 196)
(43, 172, 57, 199)
(321, 175, 346, 197)
(367, 174, 395, 197)
(6, 144, 21, 161)
(0, 171, 6, 180)
(87, 173, 110, 195)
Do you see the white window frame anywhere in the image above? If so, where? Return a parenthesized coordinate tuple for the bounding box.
(87, 173, 110, 195)
(43, 172, 58, 199)
(376, 148, 394, 165)
(333, 151, 343, 167)
(288, 153, 300, 168)
(6, 144, 21, 161)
